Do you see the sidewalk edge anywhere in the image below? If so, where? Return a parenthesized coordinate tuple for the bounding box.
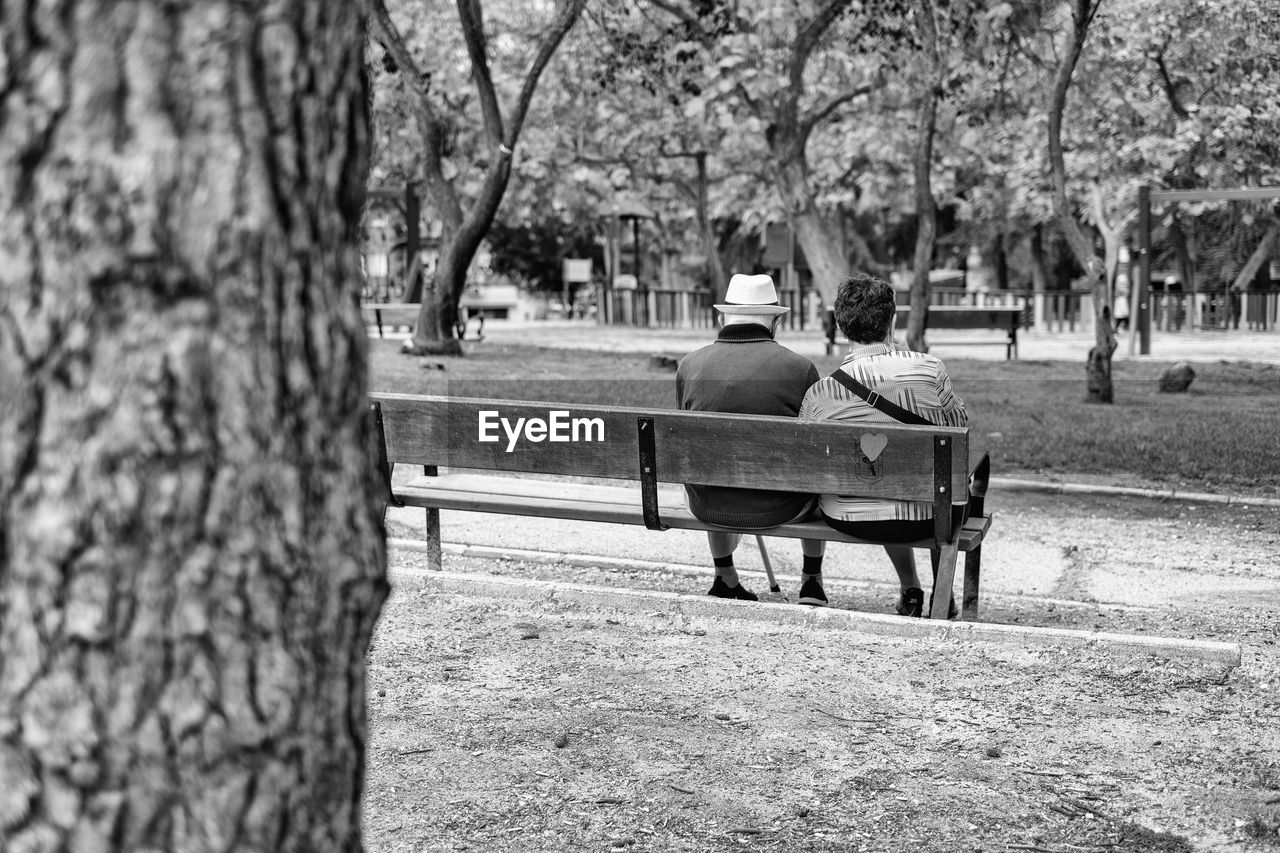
(390, 566, 1242, 668)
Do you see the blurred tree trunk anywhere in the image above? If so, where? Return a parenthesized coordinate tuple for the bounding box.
(0, 2, 388, 850)
(694, 152, 730, 304)
(1029, 225, 1051, 293)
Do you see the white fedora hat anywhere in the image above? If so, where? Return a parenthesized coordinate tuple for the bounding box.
(714, 273, 789, 315)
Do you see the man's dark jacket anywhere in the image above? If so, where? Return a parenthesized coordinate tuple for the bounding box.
(675, 323, 820, 528)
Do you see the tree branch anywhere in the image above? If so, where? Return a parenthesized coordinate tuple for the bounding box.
(642, 0, 710, 42)
(798, 81, 878, 147)
(368, 0, 430, 98)
(368, 0, 460, 228)
(504, 0, 587, 150)
(771, 0, 853, 158)
(791, 0, 854, 87)
(1151, 46, 1190, 120)
(455, 0, 506, 146)
(1231, 221, 1279, 291)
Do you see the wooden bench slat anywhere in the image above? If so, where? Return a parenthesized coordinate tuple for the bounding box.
(374, 394, 970, 501)
(395, 472, 990, 549)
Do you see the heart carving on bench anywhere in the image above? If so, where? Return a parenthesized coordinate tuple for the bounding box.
(860, 432, 889, 462)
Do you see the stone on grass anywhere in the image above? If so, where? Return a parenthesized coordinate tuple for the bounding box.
(649, 355, 679, 371)
(1158, 362, 1195, 393)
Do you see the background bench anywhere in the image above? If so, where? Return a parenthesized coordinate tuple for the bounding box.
(362, 303, 420, 338)
(912, 306, 1024, 359)
(371, 393, 992, 620)
(825, 305, 1024, 359)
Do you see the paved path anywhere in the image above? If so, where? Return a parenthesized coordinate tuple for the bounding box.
(376, 318, 1280, 363)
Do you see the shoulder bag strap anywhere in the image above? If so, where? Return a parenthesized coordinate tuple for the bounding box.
(828, 369, 932, 426)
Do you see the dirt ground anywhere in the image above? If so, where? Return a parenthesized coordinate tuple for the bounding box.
(362, 491, 1280, 853)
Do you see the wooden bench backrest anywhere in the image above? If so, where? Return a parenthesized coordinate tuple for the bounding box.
(372, 393, 970, 503)
(900, 306, 1023, 330)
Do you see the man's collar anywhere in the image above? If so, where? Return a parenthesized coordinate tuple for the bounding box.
(716, 323, 774, 343)
(844, 341, 892, 361)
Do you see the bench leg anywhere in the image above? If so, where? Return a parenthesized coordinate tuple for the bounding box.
(929, 539, 960, 620)
(962, 546, 981, 621)
(424, 507, 442, 571)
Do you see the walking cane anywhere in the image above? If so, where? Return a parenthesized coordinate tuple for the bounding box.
(755, 535, 782, 594)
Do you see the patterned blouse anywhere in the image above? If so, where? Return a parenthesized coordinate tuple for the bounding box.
(799, 341, 968, 522)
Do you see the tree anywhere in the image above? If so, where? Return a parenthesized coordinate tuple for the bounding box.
(0, 2, 388, 849)
(904, 0, 944, 353)
(1047, 0, 1117, 402)
(557, 2, 768, 304)
(645, 0, 901, 306)
(371, 0, 586, 355)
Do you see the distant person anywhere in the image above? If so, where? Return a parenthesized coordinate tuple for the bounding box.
(1114, 289, 1131, 331)
(1114, 269, 1131, 331)
(676, 274, 829, 606)
(800, 274, 968, 619)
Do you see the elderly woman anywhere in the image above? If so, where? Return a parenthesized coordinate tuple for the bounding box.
(800, 274, 968, 618)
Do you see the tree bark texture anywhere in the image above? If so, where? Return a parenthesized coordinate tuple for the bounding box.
(1046, 0, 1115, 402)
(906, 0, 941, 354)
(0, 3, 388, 851)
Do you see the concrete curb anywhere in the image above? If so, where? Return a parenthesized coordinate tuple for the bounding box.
(990, 477, 1280, 507)
(391, 565, 1242, 668)
(388, 538, 1161, 614)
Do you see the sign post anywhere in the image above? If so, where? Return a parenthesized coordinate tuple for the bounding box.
(1137, 185, 1152, 355)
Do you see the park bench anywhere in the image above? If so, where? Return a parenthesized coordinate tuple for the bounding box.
(824, 305, 1025, 359)
(362, 302, 420, 338)
(915, 305, 1024, 360)
(371, 393, 992, 620)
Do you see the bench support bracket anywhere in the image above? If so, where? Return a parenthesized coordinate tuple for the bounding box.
(636, 417, 669, 531)
(932, 435, 953, 545)
(371, 402, 404, 510)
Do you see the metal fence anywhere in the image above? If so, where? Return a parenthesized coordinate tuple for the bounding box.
(596, 283, 1280, 334)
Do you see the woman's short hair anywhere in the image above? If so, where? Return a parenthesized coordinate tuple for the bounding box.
(834, 274, 896, 344)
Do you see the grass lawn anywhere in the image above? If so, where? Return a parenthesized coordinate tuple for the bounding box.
(369, 338, 1280, 498)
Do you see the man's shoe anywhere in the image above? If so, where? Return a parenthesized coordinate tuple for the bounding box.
(708, 577, 759, 601)
(896, 587, 924, 617)
(928, 592, 960, 620)
(798, 576, 828, 607)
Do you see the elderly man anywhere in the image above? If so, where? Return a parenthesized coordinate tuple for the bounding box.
(676, 274, 828, 605)
(800, 273, 968, 618)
